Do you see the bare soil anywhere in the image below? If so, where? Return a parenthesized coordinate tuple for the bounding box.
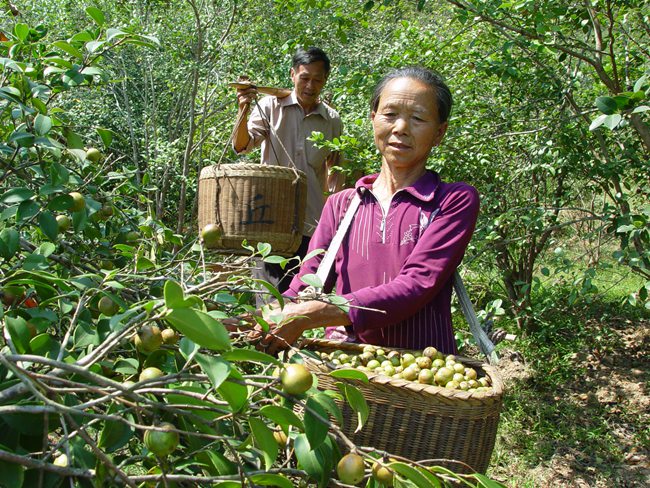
(490, 318, 649, 487)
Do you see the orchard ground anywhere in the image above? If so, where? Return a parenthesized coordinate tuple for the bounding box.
(484, 306, 649, 487)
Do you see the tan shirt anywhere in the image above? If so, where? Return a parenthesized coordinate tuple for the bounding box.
(236, 91, 342, 236)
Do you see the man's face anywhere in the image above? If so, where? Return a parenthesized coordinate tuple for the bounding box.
(290, 61, 328, 110)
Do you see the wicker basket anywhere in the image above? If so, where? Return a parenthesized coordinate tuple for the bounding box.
(198, 164, 307, 256)
(299, 338, 504, 474)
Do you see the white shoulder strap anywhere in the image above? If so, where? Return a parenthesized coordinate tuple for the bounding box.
(315, 192, 362, 290)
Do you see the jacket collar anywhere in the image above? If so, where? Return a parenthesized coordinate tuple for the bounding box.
(355, 170, 440, 202)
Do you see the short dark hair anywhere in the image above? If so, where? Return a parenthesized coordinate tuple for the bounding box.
(292, 47, 331, 75)
(371, 67, 453, 123)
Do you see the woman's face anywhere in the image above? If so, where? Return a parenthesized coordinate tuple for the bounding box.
(371, 77, 448, 170)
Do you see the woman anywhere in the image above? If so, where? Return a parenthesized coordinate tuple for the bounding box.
(257, 67, 479, 355)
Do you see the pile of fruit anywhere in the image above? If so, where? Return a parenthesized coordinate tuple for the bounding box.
(317, 345, 492, 392)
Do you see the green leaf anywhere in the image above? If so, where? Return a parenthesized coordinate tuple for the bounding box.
(0, 458, 24, 488)
(603, 114, 622, 130)
(249, 417, 278, 471)
(5, 316, 31, 353)
(249, 474, 293, 488)
(330, 368, 369, 383)
(38, 211, 58, 241)
(98, 405, 134, 453)
(259, 405, 304, 430)
(1, 188, 34, 204)
(14, 23, 29, 41)
(216, 368, 248, 412)
(300, 273, 323, 288)
(589, 114, 607, 131)
(390, 462, 440, 488)
(0, 228, 20, 259)
(164, 280, 186, 308)
(16, 200, 39, 222)
(195, 353, 231, 389)
(310, 392, 343, 426)
(86, 6, 106, 25)
(52, 40, 84, 60)
(165, 308, 231, 351)
(337, 382, 368, 433)
(136, 257, 155, 271)
(97, 128, 113, 147)
(294, 434, 336, 487)
(595, 96, 617, 115)
(34, 114, 53, 136)
(471, 473, 508, 488)
(222, 348, 281, 365)
(304, 397, 329, 450)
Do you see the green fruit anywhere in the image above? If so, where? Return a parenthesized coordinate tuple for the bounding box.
(69, 192, 86, 212)
(144, 422, 179, 457)
(465, 368, 478, 380)
(135, 325, 163, 354)
(402, 366, 418, 381)
(99, 204, 114, 218)
(98, 296, 119, 316)
(100, 260, 115, 270)
(56, 214, 71, 232)
(366, 359, 380, 370)
(422, 346, 438, 358)
(401, 353, 416, 368)
(416, 356, 432, 369)
(125, 231, 139, 243)
(434, 367, 453, 386)
(337, 453, 365, 485)
(85, 147, 102, 163)
(161, 328, 179, 345)
(139, 367, 163, 382)
(280, 363, 313, 395)
(418, 369, 434, 384)
(201, 223, 222, 248)
(372, 461, 394, 487)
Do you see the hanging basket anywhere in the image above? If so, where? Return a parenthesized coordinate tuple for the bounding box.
(299, 338, 504, 474)
(198, 163, 307, 256)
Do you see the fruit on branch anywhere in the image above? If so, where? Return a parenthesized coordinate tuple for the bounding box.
(161, 328, 179, 345)
(337, 453, 365, 485)
(144, 422, 179, 457)
(139, 367, 163, 382)
(125, 231, 139, 243)
(201, 223, 222, 248)
(53, 453, 68, 467)
(85, 147, 102, 162)
(280, 363, 313, 395)
(273, 428, 288, 446)
(135, 324, 163, 354)
(56, 214, 71, 232)
(69, 192, 86, 212)
(98, 296, 119, 316)
(372, 461, 394, 487)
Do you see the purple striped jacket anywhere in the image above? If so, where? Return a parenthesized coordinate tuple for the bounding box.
(286, 171, 479, 354)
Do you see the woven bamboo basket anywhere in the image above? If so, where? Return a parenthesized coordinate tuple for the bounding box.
(299, 338, 504, 474)
(198, 164, 307, 256)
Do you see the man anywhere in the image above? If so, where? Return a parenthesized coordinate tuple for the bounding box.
(233, 47, 343, 296)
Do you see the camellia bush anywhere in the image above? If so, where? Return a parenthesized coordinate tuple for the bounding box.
(0, 9, 511, 488)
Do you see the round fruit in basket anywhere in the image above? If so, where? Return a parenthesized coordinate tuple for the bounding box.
(280, 363, 313, 395)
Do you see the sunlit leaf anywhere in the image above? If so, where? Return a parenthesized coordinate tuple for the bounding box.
(249, 418, 278, 470)
(85, 6, 105, 25)
(336, 382, 368, 432)
(165, 308, 231, 351)
(259, 405, 304, 430)
(304, 397, 329, 450)
(195, 353, 231, 389)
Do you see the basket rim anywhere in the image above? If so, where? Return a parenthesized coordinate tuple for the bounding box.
(298, 338, 505, 401)
(199, 163, 307, 180)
